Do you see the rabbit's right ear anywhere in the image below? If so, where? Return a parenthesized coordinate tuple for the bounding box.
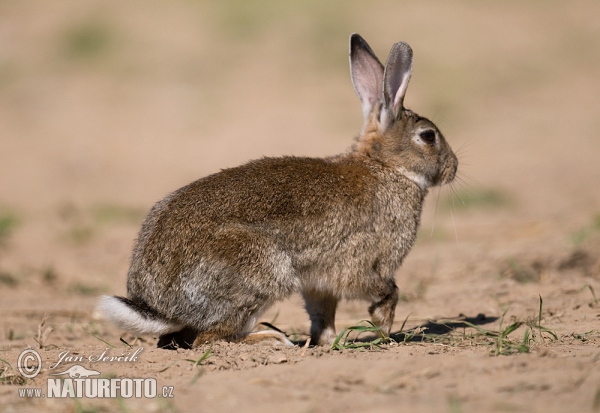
(350, 34, 384, 124)
(382, 41, 413, 125)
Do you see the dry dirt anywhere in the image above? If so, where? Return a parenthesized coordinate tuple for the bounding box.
(1, 1, 600, 412)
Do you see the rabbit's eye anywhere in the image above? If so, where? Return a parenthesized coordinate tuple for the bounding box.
(419, 130, 436, 144)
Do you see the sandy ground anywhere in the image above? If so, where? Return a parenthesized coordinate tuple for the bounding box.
(1, 1, 599, 412)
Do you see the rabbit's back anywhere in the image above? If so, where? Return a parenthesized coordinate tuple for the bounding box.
(168, 155, 374, 223)
(136, 155, 376, 255)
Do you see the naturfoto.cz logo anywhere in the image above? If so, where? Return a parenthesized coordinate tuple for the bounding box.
(16, 348, 175, 399)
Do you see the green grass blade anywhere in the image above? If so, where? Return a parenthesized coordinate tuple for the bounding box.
(185, 345, 213, 366)
(0, 358, 13, 369)
(82, 326, 116, 348)
(331, 321, 386, 350)
(501, 322, 523, 339)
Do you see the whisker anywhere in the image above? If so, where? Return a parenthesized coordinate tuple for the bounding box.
(449, 183, 467, 207)
(431, 186, 442, 237)
(431, 107, 445, 125)
(450, 193, 459, 243)
(456, 172, 481, 188)
(455, 138, 476, 154)
(454, 176, 478, 195)
(454, 147, 473, 159)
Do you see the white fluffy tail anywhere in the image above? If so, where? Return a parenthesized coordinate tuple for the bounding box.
(97, 295, 184, 336)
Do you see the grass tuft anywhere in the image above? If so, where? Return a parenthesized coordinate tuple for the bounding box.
(494, 296, 556, 355)
(392, 297, 557, 356)
(331, 320, 388, 350)
(0, 358, 26, 385)
(185, 345, 213, 367)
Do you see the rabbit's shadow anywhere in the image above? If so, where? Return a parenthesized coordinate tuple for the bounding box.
(291, 313, 498, 347)
(389, 313, 498, 343)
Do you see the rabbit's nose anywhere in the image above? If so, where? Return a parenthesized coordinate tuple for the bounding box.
(442, 155, 458, 184)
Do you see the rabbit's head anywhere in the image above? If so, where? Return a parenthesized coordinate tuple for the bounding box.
(350, 34, 457, 190)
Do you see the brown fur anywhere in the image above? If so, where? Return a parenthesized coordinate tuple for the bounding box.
(99, 34, 458, 348)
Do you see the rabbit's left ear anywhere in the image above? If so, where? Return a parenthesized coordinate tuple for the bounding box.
(382, 42, 413, 125)
(349, 34, 384, 123)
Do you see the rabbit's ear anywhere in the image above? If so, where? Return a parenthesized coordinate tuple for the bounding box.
(382, 42, 413, 124)
(349, 34, 384, 122)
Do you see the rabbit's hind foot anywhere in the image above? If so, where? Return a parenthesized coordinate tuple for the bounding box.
(236, 330, 294, 347)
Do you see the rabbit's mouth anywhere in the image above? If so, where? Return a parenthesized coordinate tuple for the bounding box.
(431, 156, 458, 187)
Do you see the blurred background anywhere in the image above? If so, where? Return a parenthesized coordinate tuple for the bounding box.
(0, 0, 599, 313)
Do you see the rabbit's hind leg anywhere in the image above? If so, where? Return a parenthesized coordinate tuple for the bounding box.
(302, 290, 338, 346)
(235, 301, 294, 347)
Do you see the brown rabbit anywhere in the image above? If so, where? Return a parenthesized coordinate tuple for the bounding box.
(98, 34, 458, 349)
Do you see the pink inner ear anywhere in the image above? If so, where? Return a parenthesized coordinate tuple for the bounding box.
(393, 71, 411, 113)
(352, 59, 384, 120)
